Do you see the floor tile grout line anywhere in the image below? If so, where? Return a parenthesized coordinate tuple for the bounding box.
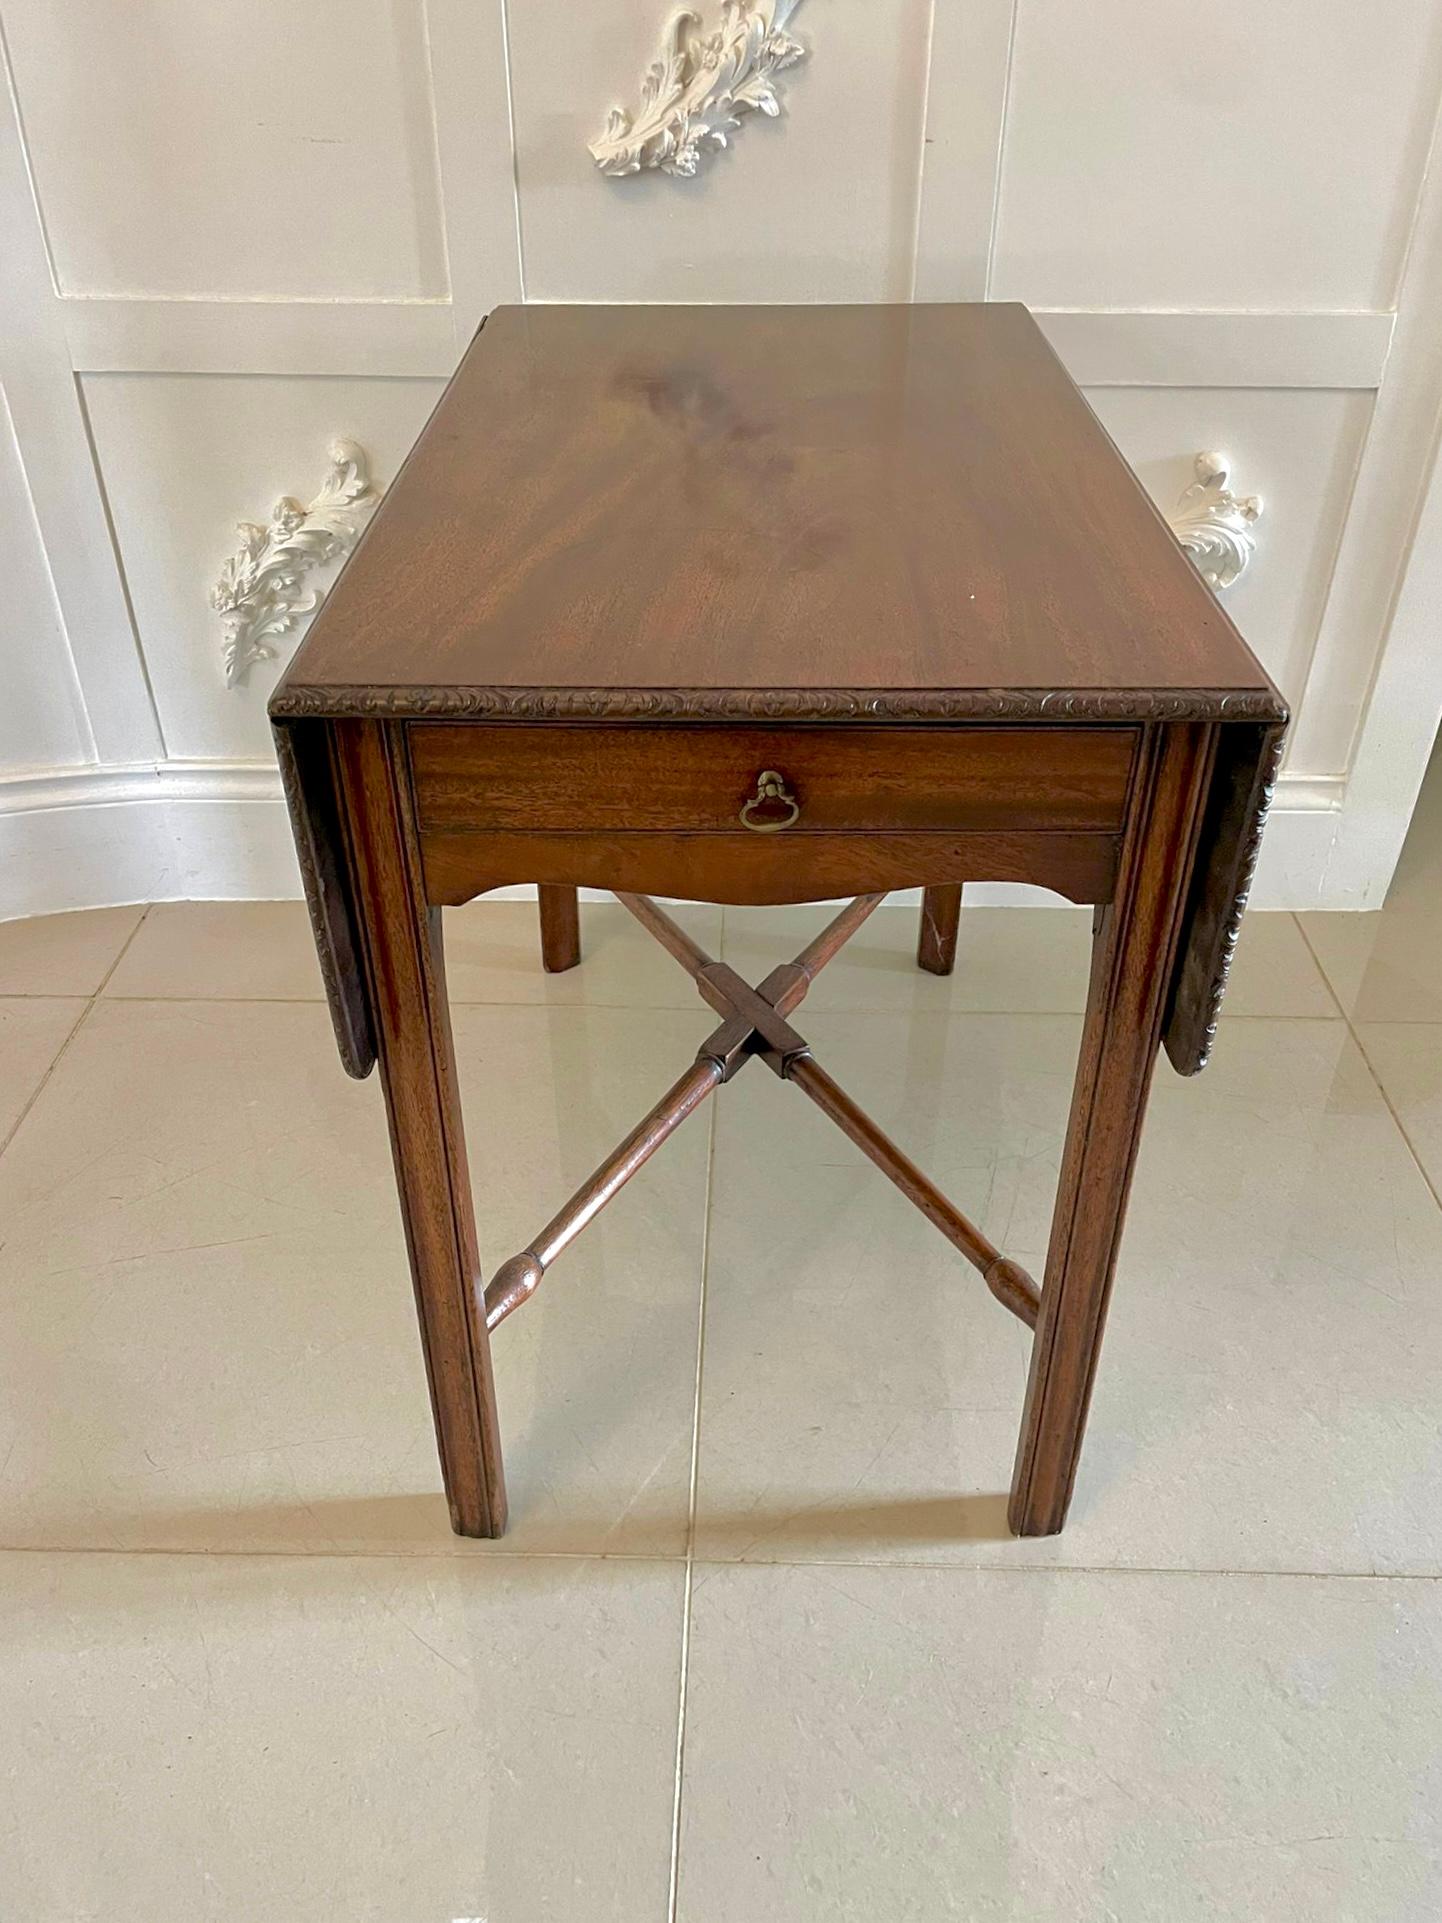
(1292, 914, 1442, 1216)
(667, 1547, 696, 1918)
(95, 905, 153, 991)
(1347, 1029, 1442, 1215)
(0, 1539, 1437, 1583)
(0, 1541, 691, 1563)
(666, 1011, 719, 1923)
(1342, 1018, 1442, 1032)
(1290, 914, 1347, 1022)
(0, 991, 125, 1004)
(683, 1557, 1442, 1582)
(7, 907, 1421, 1599)
(55, 988, 1357, 1023)
(0, 908, 151, 1161)
(0, 1007, 89, 1161)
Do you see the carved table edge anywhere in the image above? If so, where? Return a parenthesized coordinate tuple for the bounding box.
(1163, 718, 1288, 1078)
(268, 684, 1289, 726)
(270, 693, 1288, 1085)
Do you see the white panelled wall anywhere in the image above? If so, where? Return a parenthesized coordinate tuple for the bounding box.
(3, 0, 1442, 915)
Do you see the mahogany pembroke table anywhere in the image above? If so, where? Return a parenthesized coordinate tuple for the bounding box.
(271, 304, 1285, 1540)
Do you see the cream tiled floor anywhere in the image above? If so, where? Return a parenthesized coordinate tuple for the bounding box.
(3, 796, 1442, 1916)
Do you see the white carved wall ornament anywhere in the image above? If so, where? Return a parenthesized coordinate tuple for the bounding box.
(1167, 451, 1263, 591)
(213, 440, 378, 688)
(591, 0, 806, 178)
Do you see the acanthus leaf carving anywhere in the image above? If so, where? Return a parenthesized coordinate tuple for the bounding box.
(1191, 722, 1286, 1074)
(269, 683, 1288, 726)
(1167, 451, 1262, 592)
(214, 439, 378, 688)
(590, 0, 807, 179)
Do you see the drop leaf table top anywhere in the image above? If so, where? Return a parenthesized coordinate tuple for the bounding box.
(270, 302, 1285, 1541)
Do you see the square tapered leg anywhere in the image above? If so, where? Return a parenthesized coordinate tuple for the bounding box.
(917, 884, 962, 974)
(336, 721, 507, 1538)
(538, 884, 581, 973)
(1009, 725, 1212, 1536)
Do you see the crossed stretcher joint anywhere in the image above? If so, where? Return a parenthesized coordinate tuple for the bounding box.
(482, 893, 1042, 1335)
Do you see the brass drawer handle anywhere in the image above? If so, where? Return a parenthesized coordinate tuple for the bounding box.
(740, 769, 800, 833)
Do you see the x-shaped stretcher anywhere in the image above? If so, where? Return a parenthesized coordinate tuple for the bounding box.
(483, 893, 1043, 1334)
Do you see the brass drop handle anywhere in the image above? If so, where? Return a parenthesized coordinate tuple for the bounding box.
(740, 769, 800, 833)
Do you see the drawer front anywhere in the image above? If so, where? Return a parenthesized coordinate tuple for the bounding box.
(409, 724, 1137, 839)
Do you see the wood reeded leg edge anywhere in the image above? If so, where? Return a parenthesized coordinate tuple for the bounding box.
(917, 884, 962, 974)
(538, 883, 581, 972)
(1008, 723, 1215, 1537)
(334, 720, 508, 1538)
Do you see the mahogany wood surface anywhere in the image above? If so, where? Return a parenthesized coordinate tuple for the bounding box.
(272, 720, 374, 1077)
(276, 305, 1277, 718)
(485, 887, 1043, 1336)
(419, 827, 1121, 909)
(485, 1055, 725, 1333)
(410, 723, 1135, 837)
(1009, 724, 1215, 1534)
(269, 301, 1288, 1542)
(917, 884, 963, 975)
(488, 893, 887, 1334)
(786, 1054, 1039, 1328)
(536, 882, 580, 973)
(333, 720, 506, 1537)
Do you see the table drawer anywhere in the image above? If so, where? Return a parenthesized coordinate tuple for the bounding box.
(409, 724, 1137, 838)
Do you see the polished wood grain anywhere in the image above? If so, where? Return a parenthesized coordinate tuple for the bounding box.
(333, 719, 506, 1538)
(278, 305, 1276, 717)
(410, 724, 1136, 837)
(484, 1054, 724, 1332)
(785, 1054, 1040, 1327)
(419, 828, 1121, 910)
(487, 894, 887, 1332)
(1009, 722, 1215, 1535)
(272, 303, 1284, 1079)
(483, 887, 1042, 1335)
(270, 301, 1288, 1544)
(537, 883, 580, 973)
(272, 719, 375, 1078)
(917, 884, 962, 975)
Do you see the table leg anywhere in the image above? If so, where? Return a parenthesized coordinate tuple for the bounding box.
(917, 884, 962, 974)
(1008, 725, 1212, 1536)
(336, 721, 507, 1538)
(538, 884, 581, 972)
